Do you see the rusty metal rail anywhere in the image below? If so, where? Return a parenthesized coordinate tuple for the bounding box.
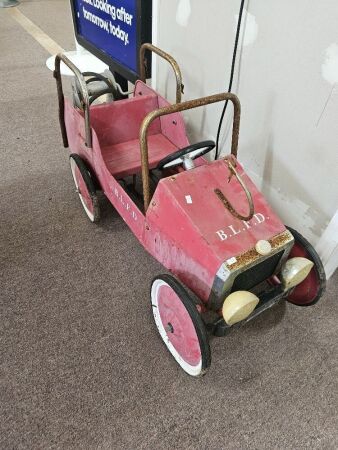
(214, 156, 254, 221)
(54, 54, 92, 148)
(54, 45, 183, 149)
(139, 43, 184, 104)
(140, 92, 241, 211)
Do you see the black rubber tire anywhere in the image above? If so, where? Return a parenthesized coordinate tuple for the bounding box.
(150, 274, 211, 376)
(77, 71, 121, 104)
(286, 226, 326, 306)
(69, 154, 100, 223)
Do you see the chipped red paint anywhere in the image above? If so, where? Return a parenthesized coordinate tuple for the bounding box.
(144, 160, 286, 301)
(64, 81, 190, 241)
(64, 81, 286, 303)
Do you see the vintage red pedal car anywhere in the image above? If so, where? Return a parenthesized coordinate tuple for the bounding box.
(54, 44, 326, 376)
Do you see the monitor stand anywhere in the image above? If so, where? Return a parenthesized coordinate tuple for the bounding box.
(46, 42, 108, 77)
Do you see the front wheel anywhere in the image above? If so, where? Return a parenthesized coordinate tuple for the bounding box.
(151, 275, 211, 376)
(286, 227, 326, 306)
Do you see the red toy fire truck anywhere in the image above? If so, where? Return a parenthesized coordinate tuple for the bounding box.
(54, 44, 326, 376)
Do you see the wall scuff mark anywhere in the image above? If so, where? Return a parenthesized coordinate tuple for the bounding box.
(176, 0, 191, 27)
(235, 9, 258, 47)
(322, 43, 338, 84)
(316, 85, 335, 127)
(315, 210, 338, 278)
(155, 2, 338, 248)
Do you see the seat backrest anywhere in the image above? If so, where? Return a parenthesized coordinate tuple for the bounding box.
(134, 80, 190, 149)
(88, 80, 190, 150)
(89, 93, 161, 147)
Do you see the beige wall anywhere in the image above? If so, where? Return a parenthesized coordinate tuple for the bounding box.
(153, 0, 338, 247)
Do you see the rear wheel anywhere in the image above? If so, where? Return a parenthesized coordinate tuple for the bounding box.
(286, 227, 326, 306)
(151, 274, 211, 376)
(69, 154, 100, 223)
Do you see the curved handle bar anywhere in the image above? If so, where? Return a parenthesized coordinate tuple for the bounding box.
(139, 43, 184, 104)
(214, 157, 254, 221)
(54, 54, 92, 148)
(83, 71, 113, 86)
(82, 71, 133, 97)
(89, 88, 115, 105)
(140, 92, 241, 211)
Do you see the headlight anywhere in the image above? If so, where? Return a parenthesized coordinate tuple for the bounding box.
(222, 291, 259, 326)
(280, 257, 314, 289)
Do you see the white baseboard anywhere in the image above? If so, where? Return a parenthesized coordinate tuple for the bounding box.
(315, 210, 338, 279)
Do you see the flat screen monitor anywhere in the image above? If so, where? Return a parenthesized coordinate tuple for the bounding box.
(70, 0, 152, 82)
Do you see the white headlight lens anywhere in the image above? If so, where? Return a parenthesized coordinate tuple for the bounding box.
(222, 291, 259, 326)
(281, 257, 314, 289)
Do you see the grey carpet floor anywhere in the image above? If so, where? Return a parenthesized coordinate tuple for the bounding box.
(1, 3, 338, 449)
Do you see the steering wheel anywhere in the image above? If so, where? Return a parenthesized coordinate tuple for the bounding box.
(156, 140, 215, 170)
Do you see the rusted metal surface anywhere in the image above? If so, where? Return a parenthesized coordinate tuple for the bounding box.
(227, 230, 293, 272)
(214, 157, 254, 221)
(207, 229, 294, 310)
(140, 92, 241, 211)
(55, 44, 183, 149)
(54, 54, 92, 147)
(215, 187, 253, 221)
(139, 43, 184, 104)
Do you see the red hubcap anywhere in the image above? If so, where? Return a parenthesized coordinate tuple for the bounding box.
(157, 285, 201, 366)
(287, 242, 320, 305)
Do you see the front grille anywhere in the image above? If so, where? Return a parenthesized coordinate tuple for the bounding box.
(231, 251, 283, 292)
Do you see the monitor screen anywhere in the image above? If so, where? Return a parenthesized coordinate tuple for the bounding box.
(70, 0, 152, 82)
